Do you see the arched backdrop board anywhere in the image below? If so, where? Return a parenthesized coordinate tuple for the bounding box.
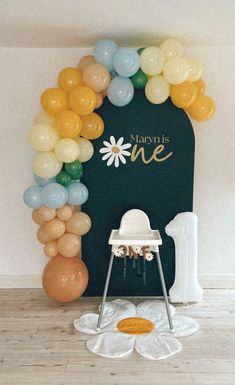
(82, 90, 195, 296)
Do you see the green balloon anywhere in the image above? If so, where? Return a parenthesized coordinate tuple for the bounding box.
(56, 170, 72, 187)
(131, 69, 148, 89)
(65, 160, 83, 180)
(137, 47, 145, 55)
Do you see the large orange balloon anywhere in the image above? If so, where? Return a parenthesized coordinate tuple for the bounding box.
(80, 112, 104, 140)
(57, 233, 81, 257)
(171, 81, 198, 109)
(44, 218, 65, 241)
(40, 88, 68, 116)
(187, 94, 215, 121)
(65, 211, 91, 236)
(55, 110, 82, 138)
(68, 86, 96, 115)
(58, 67, 83, 94)
(42, 255, 88, 303)
(82, 63, 110, 92)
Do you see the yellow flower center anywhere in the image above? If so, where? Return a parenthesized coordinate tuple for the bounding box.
(117, 317, 154, 335)
(111, 146, 120, 154)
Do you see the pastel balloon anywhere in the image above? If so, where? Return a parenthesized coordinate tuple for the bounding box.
(131, 69, 148, 89)
(44, 241, 58, 258)
(140, 47, 165, 76)
(65, 211, 91, 236)
(42, 255, 88, 302)
(187, 58, 204, 82)
(41, 183, 68, 208)
(107, 76, 134, 107)
(145, 76, 170, 104)
(56, 205, 73, 221)
(69, 86, 96, 115)
(163, 57, 189, 85)
(57, 233, 81, 258)
(194, 79, 205, 94)
(38, 206, 56, 222)
(80, 113, 104, 140)
(82, 63, 110, 92)
(79, 55, 96, 71)
(44, 218, 65, 240)
(187, 94, 215, 121)
(37, 226, 51, 244)
(171, 81, 198, 108)
(55, 110, 82, 138)
(32, 209, 46, 225)
(29, 124, 60, 152)
(54, 138, 80, 163)
(35, 111, 55, 126)
(40, 88, 68, 116)
(34, 174, 56, 187)
(94, 39, 118, 72)
(56, 170, 72, 187)
(33, 152, 63, 178)
(67, 182, 88, 205)
(76, 137, 94, 162)
(113, 48, 140, 78)
(23, 185, 43, 209)
(160, 38, 183, 61)
(65, 160, 83, 180)
(58, 67, 83, 94)
(95, 92, 103, 109)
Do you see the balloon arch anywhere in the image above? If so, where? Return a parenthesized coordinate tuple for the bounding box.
(23, 38, 215, 302)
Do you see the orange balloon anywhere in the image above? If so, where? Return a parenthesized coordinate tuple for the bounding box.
(65, 211, 91, 236)
(68, 86, 96, 115)
(78, 55, 95, 71)
(55, 110, 82, 138)
(194, 79, 205, 95)
(58, 67, 83, 94)
(44, 241, 58, 257)
(171, 81, 198, 109)
(80, 112, 104, 140)
(40, 88, 68, 116)
(187, 94, 215, 121)
(38, 206, 56, 222)
(44, 218, 65, 241)
(42, 255, 88, 303)
(37, 226, 51, 244)
(32, 209, 45, 225)
(57, 233, 81, 257)
(95, 92, 103, 109)
(56, 205, 73, 221)
(82, 63, 110, 92)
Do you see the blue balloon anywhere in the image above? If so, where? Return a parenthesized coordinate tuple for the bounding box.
(41, 183, 68, 209)
(94, 39, 118, 72)
(113, 48, 140, 78)
(34, 174, 56, 187)
(23, 185, 43, 209)
(67, 182, 88, 206)
(107, 76, 134, 107)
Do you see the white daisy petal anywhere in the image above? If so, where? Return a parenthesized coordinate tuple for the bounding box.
(102, 152, 112, 161)
(87, 332, 135, 358)
(156, 315, 199, 337)
(103, 141, 112, 148)
(119, 154, 126, 164)
(136, 300, 175, 323)
(107, 154, 115, 166)
(117, 137, 124, 146)
(121, 150, 131, 157)
(73, 314, 99, 335)
(100, 299, 136, 325)
(114, 155, 119, 168)
(100, 147, 112, 154)
(121, 143, 132, 150)
(135, 333, 182, 360)
(110, 136, 116, 145)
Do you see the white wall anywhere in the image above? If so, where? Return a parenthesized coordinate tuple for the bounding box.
(0, 45, 234, 287)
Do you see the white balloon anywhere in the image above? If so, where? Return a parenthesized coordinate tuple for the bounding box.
(29, 124, 60, 152)
(145, 76, 170, 104)
(187, 58, 204, 82)
(140, 47, 165, 76)
(160, 38, 183, 61)
(33, 152, 63, 178)
(54, 138, 80, 163)
(163, 57, 189, 84)
(76, 137, 94, 162)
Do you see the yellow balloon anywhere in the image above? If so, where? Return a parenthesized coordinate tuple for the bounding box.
(163, 57, 189, 84)
(170, 81, 198, 108)
(145, 76, 170, 104)
(35, 111, 55, 126)
(54, 138, 80, 163)
(160, 38, 183, 61)
(40, 88, 68, 116)
(140, 47, 165, 76)
(33, 152, 63, 178)
(187, 94, 215, 121)
(187, 58, 204, 82)
(58, 67, 83, 94)
(76, 137, 94, 162)
(55, 110, 82, 138)
(29, 124, 60, 152)
(80, 113, 104, 140)
(69, 86, 96, 115)
(194, 79, 205, 95)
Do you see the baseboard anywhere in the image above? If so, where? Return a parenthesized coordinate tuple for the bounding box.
(199, 274, 235, 288)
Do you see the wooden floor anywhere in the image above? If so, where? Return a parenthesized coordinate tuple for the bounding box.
(0, 289, 234, 385)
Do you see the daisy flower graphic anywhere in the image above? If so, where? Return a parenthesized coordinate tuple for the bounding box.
(99, 136, 131, 167)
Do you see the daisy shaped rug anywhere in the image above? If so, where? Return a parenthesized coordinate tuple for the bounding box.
(73, 299, 199, 360)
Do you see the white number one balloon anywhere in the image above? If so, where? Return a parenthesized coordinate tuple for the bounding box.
(165, 212, 203, 303)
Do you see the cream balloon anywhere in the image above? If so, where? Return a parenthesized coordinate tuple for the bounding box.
(145, 76, 170, 104)
(163, 57, 189, 85)
(57, 233, 81, 258)
(187, 58, 204, 82)
(29, 124, 60, 152)
(140, 47, 165, 76)
(33, 152, 63, 178)
(35, 111, 55, 126)
(160, 38, 183, 61)
(44, 241, 58, 257)
(56, 205, 73, 221)
(75, 137, 94, 162)
(54, 139, 80, 163)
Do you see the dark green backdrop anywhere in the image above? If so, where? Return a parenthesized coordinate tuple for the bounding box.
(82, 90, 195, 296)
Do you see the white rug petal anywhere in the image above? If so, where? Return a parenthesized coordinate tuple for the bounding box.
(98, 299, 136, 326)
(73, 313, 99, 334)
(136, 300, 175, 323)
(135, 333, 182, 360)
(156, 315, 200, 337)
(87, 332, 135, 358)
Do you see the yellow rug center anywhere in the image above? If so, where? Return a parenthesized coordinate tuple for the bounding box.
(117, 317, 154, 335)
(112, 146, 120, 154)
